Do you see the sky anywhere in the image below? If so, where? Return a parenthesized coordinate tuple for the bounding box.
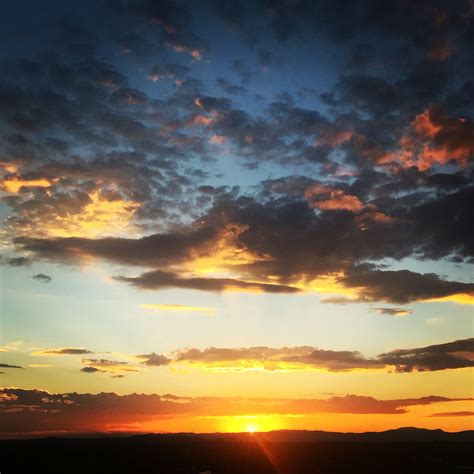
(0, 0, 473, 438)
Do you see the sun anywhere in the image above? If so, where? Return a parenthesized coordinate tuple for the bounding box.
(246, 424, 258, 433)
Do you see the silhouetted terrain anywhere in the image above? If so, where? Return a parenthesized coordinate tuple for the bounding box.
(1, 428, 472, 474)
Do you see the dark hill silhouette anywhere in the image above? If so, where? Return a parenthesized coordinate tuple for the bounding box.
(260, 426, 474, 443)
(1, 428, 472, 474)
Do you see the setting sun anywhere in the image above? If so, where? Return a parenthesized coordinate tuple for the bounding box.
(219, 415, 287, 434)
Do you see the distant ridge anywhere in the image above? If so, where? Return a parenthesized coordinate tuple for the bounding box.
(17, 426, 472, 443)
(259, 427, 474, 443)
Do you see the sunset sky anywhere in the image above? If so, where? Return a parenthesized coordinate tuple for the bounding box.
(0, 0, 473, 438)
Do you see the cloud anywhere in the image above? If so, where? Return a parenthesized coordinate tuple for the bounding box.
(341, 267, 474, 304)
(0, 341, 24, 352)
(1, 256, 31, 267)
(370, 308, 413, 317)
(305, 185, 363, 212)
(172, 346, 376, 372)
(321, 296, 357, 305)
(381, 108, 474, 171)
(1, 177, 55, 193)
(140, 304, 215, 315)
(115, 270, 300, 293)
(0, 363, 23, 369)
(15, 226, 219, 267)
(13, 188, 473, 303)
(32, 273, 52, 283)
(136, 353, 172, 366)
(24, 338, 472, 375)
(33, 348, 93, 356)
(0, 387, 467, 436)
(80, 366, 103, 373)
(81, 358, 139, 375)
(145, 338, 474, 373)
(429, 411, 473, 417)
(377, 338, 474, 372)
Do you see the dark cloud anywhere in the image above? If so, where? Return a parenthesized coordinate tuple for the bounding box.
(1, 256, 31, 267)
(377, 338, 474, 372)
(0, 363, 23, 369)
(342, 266, 474, 304)
(136, 353, 172, 366)
(81, 358, 139, 374)
(429, 411, 474, 417)
(39, 348, 93, 355)
(14, 184, 473, 302)
(370, 307, 413, 317)
(114, 270, 300, 293)
(15, 226, 218, 267)
(80, 366, 103, 373)
(32, 273, 52, 283)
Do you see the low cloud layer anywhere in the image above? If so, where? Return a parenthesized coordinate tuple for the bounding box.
(0, 387, 467, 437)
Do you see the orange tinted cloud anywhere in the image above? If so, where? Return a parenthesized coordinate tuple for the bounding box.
(426, 39, 454, 61)
(209, 134, 227, 144)
(0, 162, 18, 174)
(165, 41, 202, 60)
(305, 185, 363, 212)
(189, 114, 214, 126)
(2, 178, 55, 193)
(315, 130, 352, 146)
(381, 108, 473, 171)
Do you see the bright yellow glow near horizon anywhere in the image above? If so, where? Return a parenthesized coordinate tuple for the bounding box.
(120, 400, 474, 435)
(220, 415, 288, 433)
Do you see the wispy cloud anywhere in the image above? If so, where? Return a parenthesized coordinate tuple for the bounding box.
(370, 307, 413, 317)
(32, 347, 93, 356)
(140, 303, 215, 315)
